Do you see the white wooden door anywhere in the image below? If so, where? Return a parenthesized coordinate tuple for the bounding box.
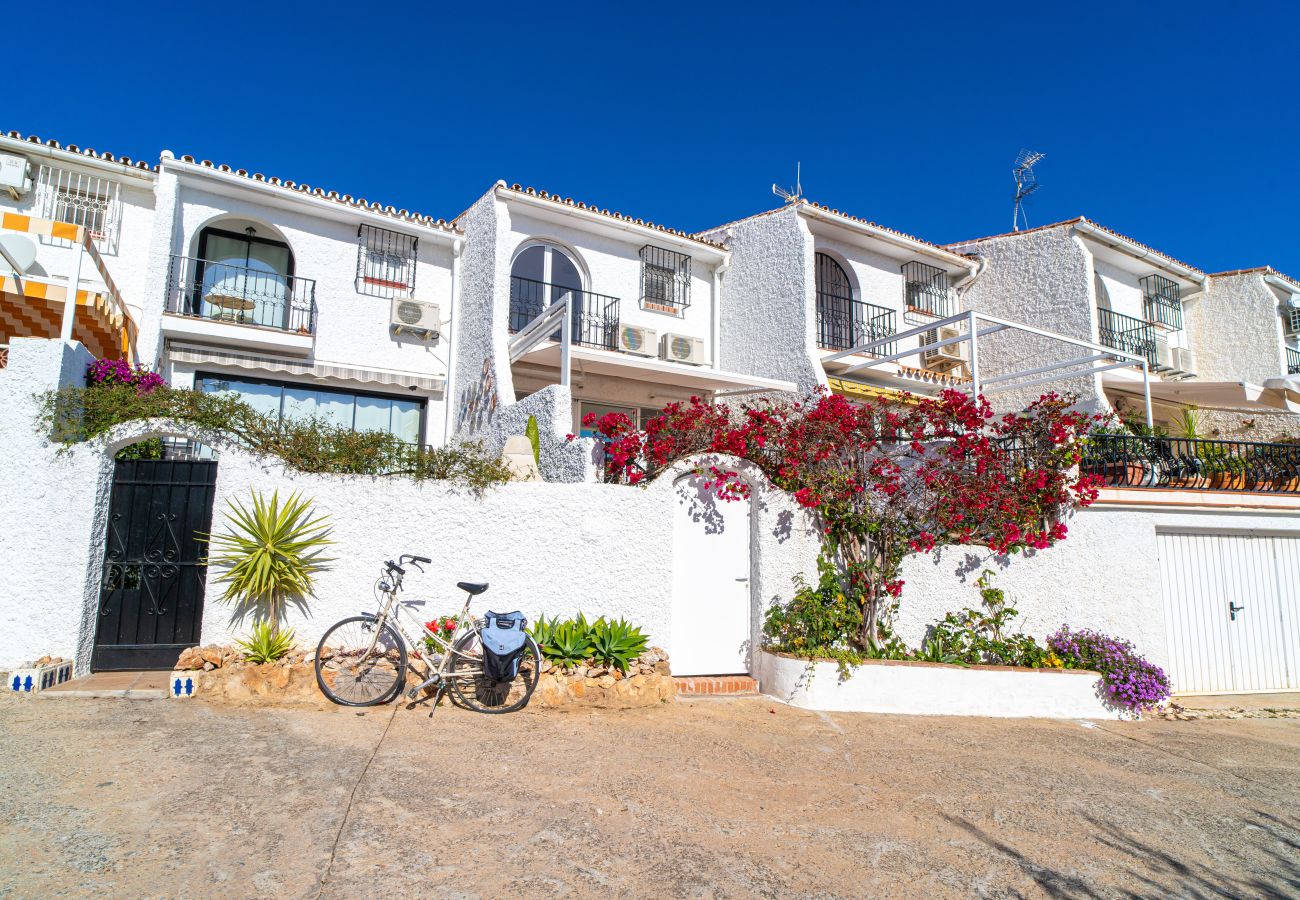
(1158, 532, 1300, 694)
(671, 474, 751, 675)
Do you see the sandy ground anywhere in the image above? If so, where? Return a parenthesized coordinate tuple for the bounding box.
(0, 693, 1297, 899)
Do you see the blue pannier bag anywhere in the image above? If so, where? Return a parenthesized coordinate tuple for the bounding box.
(480, 611, 528, 684)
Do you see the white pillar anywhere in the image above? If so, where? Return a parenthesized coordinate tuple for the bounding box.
(60, 240, 85, 342)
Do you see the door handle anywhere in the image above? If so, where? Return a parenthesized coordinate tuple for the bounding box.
(735, 577, 749, 582)
(1229, 602, 1245, 621)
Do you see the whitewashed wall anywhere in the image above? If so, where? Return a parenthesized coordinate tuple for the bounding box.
(700, 207, 823, 390)
(1193, 273, 1287, 383)
(5, 339, 1297, 687)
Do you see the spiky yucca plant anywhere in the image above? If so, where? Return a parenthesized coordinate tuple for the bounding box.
(206, 490, 333, 624)
(236, 622, 297, 664)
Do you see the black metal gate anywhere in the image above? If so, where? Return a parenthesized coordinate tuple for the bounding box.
(92, 459, 218, 671)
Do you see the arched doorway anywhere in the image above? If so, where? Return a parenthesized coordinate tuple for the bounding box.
(671, 473, 752, 675)
(92, 452, 218, 670)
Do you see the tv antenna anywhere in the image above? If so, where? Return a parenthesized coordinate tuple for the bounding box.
(773, 162, 803, 204)
(1011, 149, 1044, 231)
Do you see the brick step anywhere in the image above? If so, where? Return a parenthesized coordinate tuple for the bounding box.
(674, 675, 759, 696)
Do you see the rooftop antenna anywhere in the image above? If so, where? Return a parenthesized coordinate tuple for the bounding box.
(1012, 149, 1044, 231)
(772, 161, 803, 204)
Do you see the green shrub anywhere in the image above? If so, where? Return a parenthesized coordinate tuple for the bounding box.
(38, 383, 513, 488)
(206, 490, 333, 624)
(236, 623, 297, 664)
(528, 613, 651, 672)
(762, 555, 862, 658)
(525, 415, 541, 466)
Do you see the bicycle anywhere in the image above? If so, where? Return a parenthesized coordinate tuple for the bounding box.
(313, 554, 541, 713)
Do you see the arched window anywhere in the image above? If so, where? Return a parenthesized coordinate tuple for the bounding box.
(509, 243, 584, 332)
(195, 224, 298, 330)
(815, 252, 854, 350)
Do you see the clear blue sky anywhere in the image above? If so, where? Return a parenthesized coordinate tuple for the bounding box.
(13, 1, 1300, 273)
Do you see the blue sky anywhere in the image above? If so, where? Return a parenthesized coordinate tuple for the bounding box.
(13, 1, 1300, 273)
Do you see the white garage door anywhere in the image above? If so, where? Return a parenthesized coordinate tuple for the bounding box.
(1158, 532, 1300, 694)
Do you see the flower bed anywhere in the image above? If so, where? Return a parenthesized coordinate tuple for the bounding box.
(174, 644, 331, 707)
(532, 649, 675, 708)
(757, 650, 1119, 719)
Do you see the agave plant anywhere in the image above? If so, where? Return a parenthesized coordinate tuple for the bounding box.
(205, 490, 333, 624)
(534, 614, 595, 669)
(588, 617, 649, 672)
(236, 622, 297, 664)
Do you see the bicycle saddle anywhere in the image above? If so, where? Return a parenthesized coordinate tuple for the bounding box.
(457, 581, 489, 596)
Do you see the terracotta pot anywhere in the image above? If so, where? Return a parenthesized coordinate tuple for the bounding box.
(1210, 472, 1246, 490)
(1271, 476, 1300, 493)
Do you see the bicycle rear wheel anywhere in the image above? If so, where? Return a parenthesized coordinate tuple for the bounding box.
(315, 616, 408, 707)
(447, 631, 540, 714)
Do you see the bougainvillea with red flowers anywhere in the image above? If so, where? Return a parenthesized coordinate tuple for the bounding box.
(578, 388, 1105, 650)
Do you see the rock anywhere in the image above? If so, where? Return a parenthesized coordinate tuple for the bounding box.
(203, 661, 215, 671)
(200, 648, 223, 667)
(654, 660, 671, 675)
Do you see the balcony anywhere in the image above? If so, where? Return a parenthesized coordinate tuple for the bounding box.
(508, 276, 619, 351)
(163, 255, 317, 355)
(1097, 307, 1157, 367)
(1288, 346, 1300, 375)
(1083, 434, 1300, 493)
(1140, 273, 1183, 330)
(816, 293, 897, 356)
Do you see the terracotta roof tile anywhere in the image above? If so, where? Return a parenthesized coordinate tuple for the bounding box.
(949, 217, 1204, 276)
(174, 155, 458, 232)
(495, 183, 725, 249)
(3, 129, 157, 171)
(1208, 266, 1300, 290)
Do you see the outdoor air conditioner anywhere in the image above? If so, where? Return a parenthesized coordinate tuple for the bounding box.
(660, 333, 707, 366)
(922, 325, 967, 372)
(1154, 339, 1175, 371)
(1173, 347, 1197, 376)
(617, 324, 657, 356)
(0, 153, 32, 200)
(390, 298, 440, 340)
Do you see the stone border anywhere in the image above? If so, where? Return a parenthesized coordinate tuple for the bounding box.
(757, 650, 1119, 719)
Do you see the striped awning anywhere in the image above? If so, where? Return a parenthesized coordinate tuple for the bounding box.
(166, 342, 445, 392)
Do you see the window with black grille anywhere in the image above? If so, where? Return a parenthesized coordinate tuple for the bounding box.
(639, 245, 691, 312)
(357, 224, 418, 297)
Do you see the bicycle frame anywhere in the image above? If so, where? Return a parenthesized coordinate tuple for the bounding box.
(365, 564, 485, 684)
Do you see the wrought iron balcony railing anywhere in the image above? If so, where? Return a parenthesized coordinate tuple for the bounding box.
(508, 276, 620, 351)
(816, 293, 897, 356)
(1082, 434, 1300, 493)
(1287, 346, 1300, 375)
(1097, 307, 1157, 367)
(166, 255, 317, 334)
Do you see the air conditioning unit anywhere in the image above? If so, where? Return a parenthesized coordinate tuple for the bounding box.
(0, 153, 32, 200)
(617, 324, 657, 356)
(1154, 339, 1175, 371)
(390, 298, 440, 339)
(660, 332, 707, 366)
(1173, 347, 1197, 376)
(922, 325, 967, 372)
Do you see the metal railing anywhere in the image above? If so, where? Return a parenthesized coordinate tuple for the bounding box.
(508, 276, 619, 351)
(1082, 434, 1300, 493)
(901, 260, 953, 318)
(816, 294, 897, 355)
(639, 245, 691, 310)
(166, 255, 317, 334)
(1140, 273, 1183, 330)
(1097, 307, 1157, 367)
(1287, 346, 1300, 375)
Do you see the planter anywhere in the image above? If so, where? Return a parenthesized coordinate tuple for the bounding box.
(757, 650, 1119, 719)
(532, 650, 675, 708)
(1091, 462, 1148, 487)
(1210, 472, 1245, 490)
(1272, 475, 1300, 493)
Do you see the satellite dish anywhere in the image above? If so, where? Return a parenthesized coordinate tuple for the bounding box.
(0, 233, 36, 274)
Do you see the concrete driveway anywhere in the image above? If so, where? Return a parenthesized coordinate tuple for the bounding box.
(1, 694, 1297, 899)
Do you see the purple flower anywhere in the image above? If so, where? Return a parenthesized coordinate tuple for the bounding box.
(87, 359, 164, 395)
(1048, 625, 1170, 712)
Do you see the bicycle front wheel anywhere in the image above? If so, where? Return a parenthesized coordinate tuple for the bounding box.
(315, 616, 408, 707)
(448, 631, 540, 714)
